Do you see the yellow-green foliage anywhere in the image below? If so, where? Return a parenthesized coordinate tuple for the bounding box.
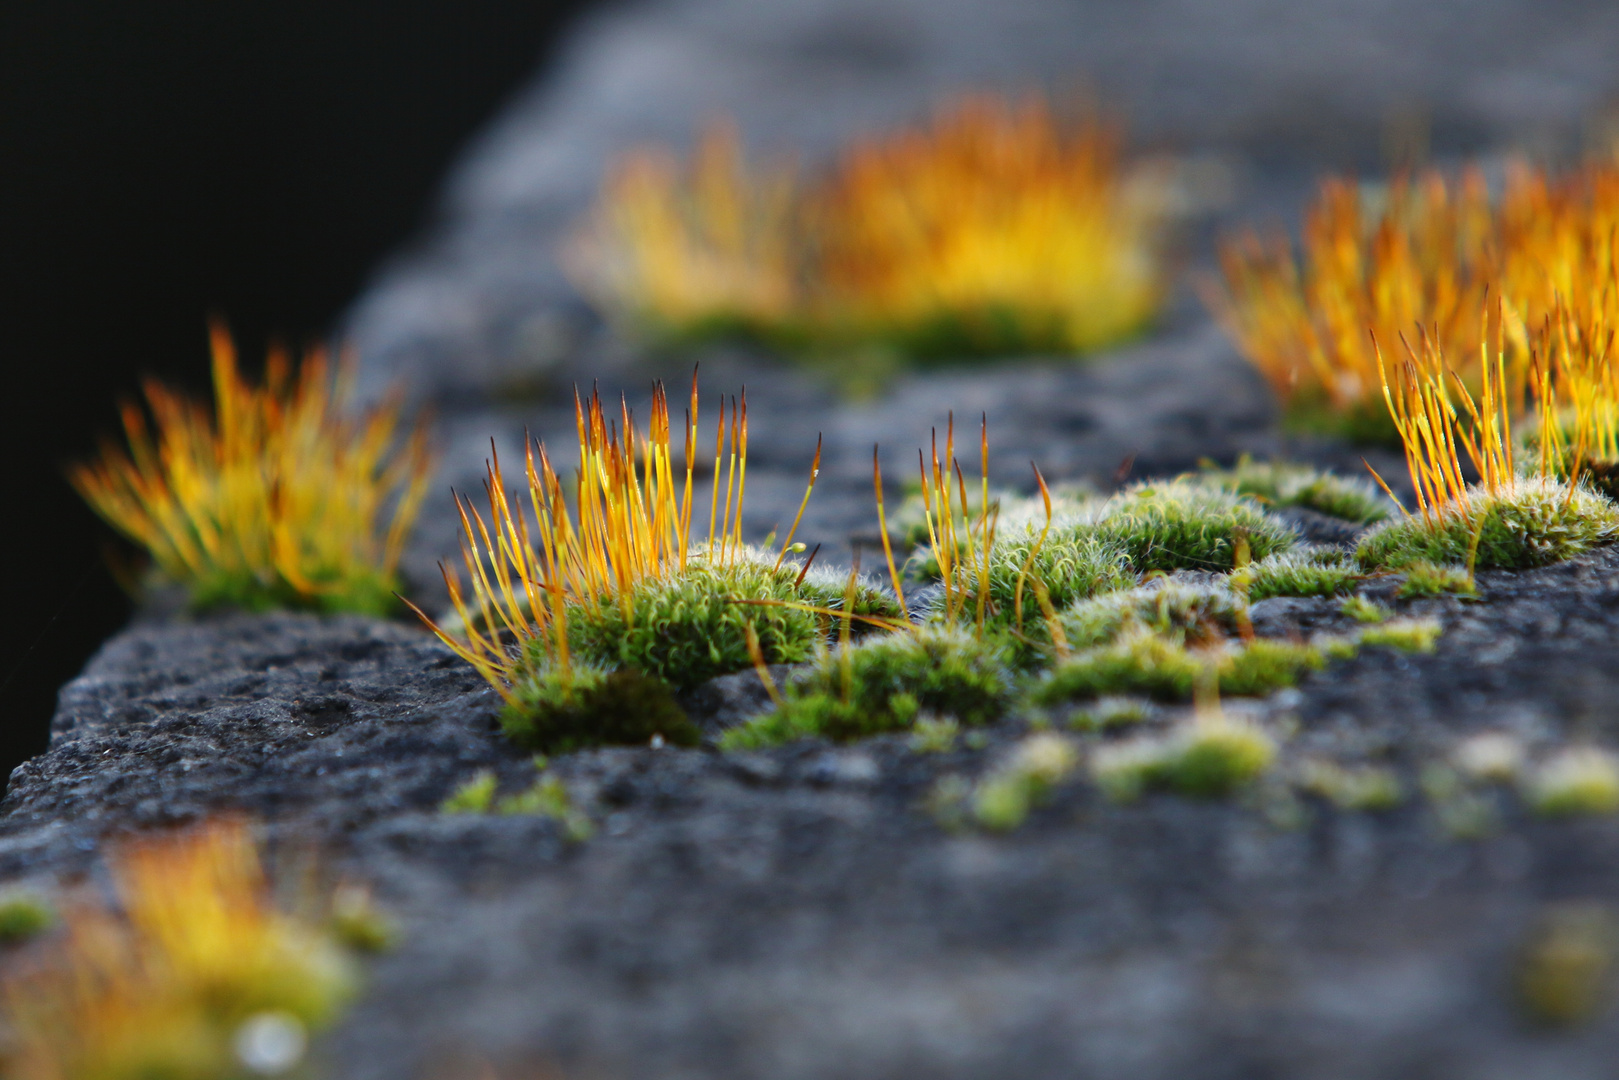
(1519, 903, 1619, 1027)
(1068, 696, 1151, 732)
(1196, 456, 1391, 523)
(723, 627, 1014, 748)
(1034, 630, 1322, 704)
(568, 95, 1173, 364)
(1526, 747, 1619, 817)
(1296, 759, 1402, 810)
(1357, 617, 1441, 653)
(1093, 715, 1276, 800)
(0, 890, 53, 943)
(1, 819, 360, 1080)
(442, 769, 595, 840)
(70, 324, 431, 615)
(1236, 550, 1360, 601)
(971, 734, 1080, 830)
(1393, 560, 1476, 598)
(502, 664, 697, 754)
(1359, 478, 1618, 570)
(1091, 479, 1299, 573)
(1338, 595, 1390, 623)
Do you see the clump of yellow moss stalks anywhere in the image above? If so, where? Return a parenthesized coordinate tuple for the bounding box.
(566, 94, 1171, 363)
(1213, 157, 1619, 443)
(1, 820, 362, 1080)
(71, 324, 432, 615)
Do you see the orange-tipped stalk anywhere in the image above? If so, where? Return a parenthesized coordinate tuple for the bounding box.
(70, 322, 432, 615)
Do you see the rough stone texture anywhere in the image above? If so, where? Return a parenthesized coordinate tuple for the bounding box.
(17, 1, 1619, 1076)
(9, 554, 1619, 1077)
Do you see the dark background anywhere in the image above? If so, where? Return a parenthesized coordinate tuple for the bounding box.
(0, 2, 591, 784)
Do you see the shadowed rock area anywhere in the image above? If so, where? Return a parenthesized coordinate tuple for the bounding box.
(14, 0, 1619, 1076)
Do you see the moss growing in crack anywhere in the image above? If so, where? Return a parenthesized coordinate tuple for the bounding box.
(1395, 559, 1476, 599)
(1195, 455, 1392, 524)
(503, 664, 698, 753)
(1059, 580, 1246, 651)
(1233, 548, 1361, 601)
(564, 551, 902, 690)
(723, 627, 1014, 748)
(1339, 595, 1391, 623)
(1357, 617, 1441, 653)
(1093, 715, 1277, 800)
(1091, 479, 1299, 573)
(1356, 477, 1619, 572)
(1034, 631, 1323, 704)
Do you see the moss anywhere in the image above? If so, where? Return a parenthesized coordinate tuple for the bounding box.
(1069, 696, 1152, 732)
(502, 665, 698, 754)
(564, 552, 902, 690)
(1338, 595, 1390, 623)
(1034, 632, 1323, 704)
(1519, 903, 1619, 1027)
(495, 775, 595, 841)
(1059, 580, 1246, 651)
(1196, 455, 1392, 523)
(909, 716, 960, 753)
(1091, 479, 1299, 573)
(329, 886, 394, 955)
(1526, 748, 1619, 817)
(971, 734, 1080, 831)
(1357, 617, 1441, 653)
(723, 627, 1014, 748)
(440, 771, 498, 814)
(1356, 477, 1619, 571)
(1093, 716, 1276, 800)
(1296, 759, 1402, 810)
(1452, 732, 1525, 783)
(1394, 559, 1476, 598)
(952, 524, 1135, 629)
(1236, 549, 1361, 601)
(0, 890, 53, 943)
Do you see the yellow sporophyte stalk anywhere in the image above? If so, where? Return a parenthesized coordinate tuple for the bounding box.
(810, 94, 1170, 355)
(563, 123, 800, 341)
(1, 819, 358, 1080)
(69, 322, 433, 615)
(408, 371, 823, 704)
(565, 92, 1171, 362)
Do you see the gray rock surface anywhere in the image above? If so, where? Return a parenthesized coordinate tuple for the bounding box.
(9, 554, 1619, 1077)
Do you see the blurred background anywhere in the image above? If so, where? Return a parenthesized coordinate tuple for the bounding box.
(0, 2, 590, 781)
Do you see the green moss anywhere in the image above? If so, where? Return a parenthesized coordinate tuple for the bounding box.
(1057, 579, 1246, 653)
(723, 627, 1014, 748)
(1297, 759, 1402, 810)
(495, 775, 595, 840)
(1092, 716, 1276, 800)
(329, 886, 395, 954)
(1235, 549, 1361, 601)
(971, 734, 1080, 831)
(1356, 478, 1619, 571)
(1339, 595, 1390, 623)
(0, 890, 53, 943)
(1526, 748, 1619, 817)
(1395, 559, 1476, 598)
(1069, 696, 1152, 732)
(503, 664, 698, 753)
(952, 524, 1135, 629)
(564, 551, 902, 690)
(1034, 632, 1322, 704)
(1357, 617, 1441, 653)
(441, 771, 498, 814)
(1091, 479, 1299, 573)
(909, 716, 960, 753)
(1196, 455, 1391, 523)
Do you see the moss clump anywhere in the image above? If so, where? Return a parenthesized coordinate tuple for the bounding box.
(1034, 632, 1323, 704)
(1296, 759, 1402, 810)
(1357, 617, 1441, 653)
(329, 885, 395, 955)
(953, 525, 1135, 626)
(1395, 559, 1476, 598)
(565, 553, 901, 690)
(1339, 595, 1390, 623)
(1196, 456, 1391, 524)
(1091, 479, 1299, 573)
(1059, 580, 1245, 650)
(1235, 549, 1360, 601)
(1519, 903, 1619, 1027)
(1069, 696, 1152, 732)
(1093, 716, 1276, 800)
(723, 628, 1014, 748)
(1526, 748, 1619, 817)
(0, 890, 53, 943)
(503, 665, 698, 753)
(1356, 477, 1619, 571)
(971, 734, 1080, 831)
